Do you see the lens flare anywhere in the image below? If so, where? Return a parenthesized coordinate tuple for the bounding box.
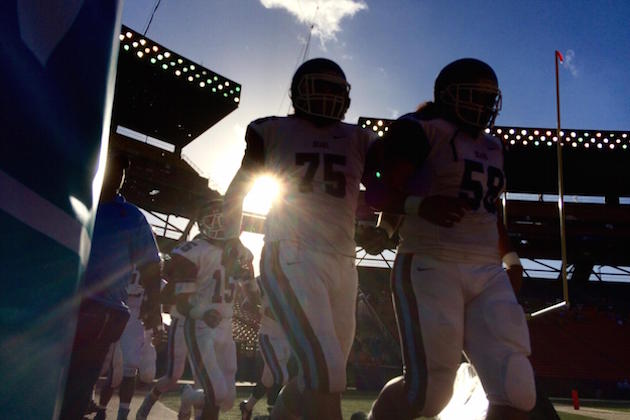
(243, 175, 282, 215)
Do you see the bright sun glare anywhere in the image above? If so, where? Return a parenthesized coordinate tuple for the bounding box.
(243, 175, 282, 216)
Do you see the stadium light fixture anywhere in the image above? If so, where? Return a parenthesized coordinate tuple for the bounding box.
(527, 301, 567, 319)
(119, 25, 242, 103)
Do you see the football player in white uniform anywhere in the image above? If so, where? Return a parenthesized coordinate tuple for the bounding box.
(222, 58, 375, 420)
(136, 294, 188, 420)
(95, 268, 161, 420)
(167, 199, 258, 420)
(239, 277, 292, 420)
(363, 58, 535, 420)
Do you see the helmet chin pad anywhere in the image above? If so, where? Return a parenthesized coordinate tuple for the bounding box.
(292, 73, 350, 120)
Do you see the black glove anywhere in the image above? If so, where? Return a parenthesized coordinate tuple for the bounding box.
(141, 304, 162, 330)
(151, 325, 168, 348)
(140, 292, 162, 329)
(361, 226, 391, 255)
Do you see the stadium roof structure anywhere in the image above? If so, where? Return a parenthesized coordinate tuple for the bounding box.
(113, 25, 241, 153)
(110, 25, 241, 249)
(359, 117, 630, 198)
(356, 117, 630, 283)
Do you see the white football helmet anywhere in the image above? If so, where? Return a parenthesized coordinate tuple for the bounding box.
(198, 199, 225, 240)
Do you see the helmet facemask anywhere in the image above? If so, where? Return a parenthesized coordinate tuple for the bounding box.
(292, 72, 350, 121)
(198, 201, 225, 240)
(439, 81, 502, 130)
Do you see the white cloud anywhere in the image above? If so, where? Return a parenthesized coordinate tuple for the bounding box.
(390, 109, 399, 119)
(260, 0, 368, 45)
(562, 49, 578, 78)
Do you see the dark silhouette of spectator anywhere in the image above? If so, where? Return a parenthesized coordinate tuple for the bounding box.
(59, 152, 161, 419)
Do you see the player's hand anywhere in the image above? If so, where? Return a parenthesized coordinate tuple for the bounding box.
(240, 294, 262, 320)
(360, 226, 391, 255)
(418, 195, 470, 227)
(141, 305, 162, 330)
(506, 264, 524, 295)
(160, 280, 176, 305)
(202, 308, 222, 328)
(151, 325, 168, 348)
(221, 238, 249, 277)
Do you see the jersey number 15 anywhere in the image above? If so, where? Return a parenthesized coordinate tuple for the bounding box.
(211, 269, 236, 304)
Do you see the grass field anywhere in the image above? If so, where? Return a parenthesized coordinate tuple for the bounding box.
(160, 387, 630, 419)
(161, 388, 375, 419)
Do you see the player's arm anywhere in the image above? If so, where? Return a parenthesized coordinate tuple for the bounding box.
(223, 124, 265, 240)
(359, 141, 402, 254)
(223, 124, 264, 272)
(163, 252, 199, 317)
(497, 201, 523, 294)
(135, 224, 163, 329)
(362, 124, 420, 214)
(363, 118, 469, 227)
(234, 254, 261, 314)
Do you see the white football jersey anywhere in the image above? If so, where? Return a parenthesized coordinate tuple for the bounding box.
(397, 115, 505, 263)
(249, 116, 374, 256)
(171, 237, 240, 319)
(125, 263, 144, 307)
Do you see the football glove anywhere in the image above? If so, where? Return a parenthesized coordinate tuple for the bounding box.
(151, 324, 168, 348)
(360, 225, 391, 255)
(140, 292, 162, 330)
(221, 238, 250, 278)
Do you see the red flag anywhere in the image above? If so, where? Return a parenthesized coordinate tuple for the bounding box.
(556, 50, 564, 62)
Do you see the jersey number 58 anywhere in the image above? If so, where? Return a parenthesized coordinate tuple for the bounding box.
(458, 159, 504, 213)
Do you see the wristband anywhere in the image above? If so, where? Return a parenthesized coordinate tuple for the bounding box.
(404, 195, 424, 216)
(502, 251, 521, 267)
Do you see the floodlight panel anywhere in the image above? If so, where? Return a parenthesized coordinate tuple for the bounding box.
(112, 25, 242, 151)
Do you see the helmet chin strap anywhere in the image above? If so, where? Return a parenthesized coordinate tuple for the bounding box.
(437, 103, 485, 138)
(294, 109, 342, 126)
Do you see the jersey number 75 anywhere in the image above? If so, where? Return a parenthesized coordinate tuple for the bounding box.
(295, 152, 346, 198)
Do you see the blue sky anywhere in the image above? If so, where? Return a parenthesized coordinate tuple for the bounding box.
(122, 0, 630, 193)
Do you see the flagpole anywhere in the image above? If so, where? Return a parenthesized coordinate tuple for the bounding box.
(555, 50, 570, 307)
